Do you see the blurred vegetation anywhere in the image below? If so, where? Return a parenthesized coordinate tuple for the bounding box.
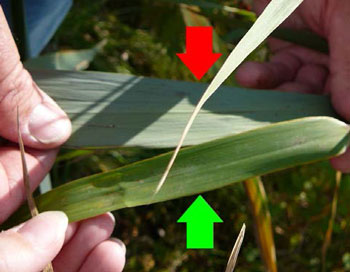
(48, 0, 350, 271)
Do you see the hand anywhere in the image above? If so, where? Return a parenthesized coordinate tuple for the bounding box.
(235, 0, 350, 172)
(0, 7, 126, 272)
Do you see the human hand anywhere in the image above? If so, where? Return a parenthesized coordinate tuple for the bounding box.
(235, 0, 350, 172)
(0, 6, 125, 272)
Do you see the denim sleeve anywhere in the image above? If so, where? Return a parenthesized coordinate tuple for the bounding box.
(1, 0, 72, 57)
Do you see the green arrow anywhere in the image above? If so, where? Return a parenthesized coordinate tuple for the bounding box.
(178, 195, 223, 249)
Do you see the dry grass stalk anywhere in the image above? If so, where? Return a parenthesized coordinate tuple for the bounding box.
(17, 108, 54, 272)
(321, 171, 342, 272)
(244, 177, 277, 272)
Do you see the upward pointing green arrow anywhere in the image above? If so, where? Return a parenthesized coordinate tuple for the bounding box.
(178, 195, 223, 249)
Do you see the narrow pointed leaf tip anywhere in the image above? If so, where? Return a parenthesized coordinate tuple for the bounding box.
(156, 0, 305, 193)
(225, 224, 246, 272)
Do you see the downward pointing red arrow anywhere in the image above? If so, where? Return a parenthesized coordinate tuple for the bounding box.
(177, 26, 222, 80)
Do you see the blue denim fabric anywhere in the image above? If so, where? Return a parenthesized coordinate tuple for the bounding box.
(1, 0, 72, 57)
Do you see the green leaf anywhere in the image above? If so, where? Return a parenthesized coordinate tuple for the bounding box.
(24, 40, 106, 70)
(29, 69, 336, 149)
(3, 117, 349, 228)
(157, 0, 305, 192)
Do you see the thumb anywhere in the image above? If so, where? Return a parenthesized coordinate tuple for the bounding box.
(0, 7, 71, 149)
(326, 1, 350, 121)
(0, 211, 68, 272)
(323, 1, 350, 173)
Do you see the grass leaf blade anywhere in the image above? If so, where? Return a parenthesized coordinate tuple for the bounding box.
(225, 224, 246, 272)
(3, 117, 349, 227)
(29, 70, 336, 149)
(157, 0, 304, 193)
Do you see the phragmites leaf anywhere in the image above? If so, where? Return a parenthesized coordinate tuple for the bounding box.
(225, 224, 246, 272)
(4, 117, 348, 228)
(156, 0, 305, 193)
(26, 69, 336, 150)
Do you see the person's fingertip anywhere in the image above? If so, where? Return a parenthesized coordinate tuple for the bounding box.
(294, 64, 328, 93)
(18, 211, 68, 251)
(235, 62, 275, 89)
(330, 148, 350, 173)
(78, 240, 126, 272)
(109, 238, 126, 255)
(276, 81, 318, 94)
(0, 211, 68, 272)
(28, 101, 72, 146)
(331, 88, 350, 121)
(64, 221, 79, 245)
(0, 66, 71, 148)
(235, 62, 261, 88)
(106, 212, 116, 223)
(53, 212, 115, 272)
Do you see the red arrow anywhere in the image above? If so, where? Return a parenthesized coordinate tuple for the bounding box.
(176, 26, 222, 80)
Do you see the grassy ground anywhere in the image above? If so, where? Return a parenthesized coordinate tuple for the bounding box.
(49, 0, 350, 271)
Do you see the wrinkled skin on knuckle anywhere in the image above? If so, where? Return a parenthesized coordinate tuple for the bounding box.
(0, 63, 35, 115)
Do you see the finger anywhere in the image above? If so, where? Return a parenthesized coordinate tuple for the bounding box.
(276, 81, 319, 94)
(64, 222, 79, 245)
(252, 0, 329, 65)
(79, 239, 126, 272)
(326, 1, 350, 121)
(0, 211, 68, 272)
(269, 42, 329, 66)
(253, 0, 307, 31)
(235, 51, 301, 89)
(0, 7, 71, 149)
(252, 0, 305, 30)
(294, 64, 328, 94)
(11, 221, 79, 248)
(252, 0, 270, 14)
(53, 213, 115, 272)
(0, 146, 57, 223)
(330, 148, 350, 173)
(235, 61, 275, 89)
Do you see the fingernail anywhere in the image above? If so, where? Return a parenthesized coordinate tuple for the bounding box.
(29, 103, 71, 144)
(106, 212, 116, 223)
(109, 238, 126, 255)
(19, 211, 68, 249)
